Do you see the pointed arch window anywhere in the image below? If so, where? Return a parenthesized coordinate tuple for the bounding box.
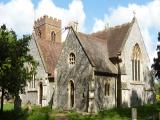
(132, 44, 141, 81)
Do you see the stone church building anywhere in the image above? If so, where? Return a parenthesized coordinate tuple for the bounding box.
(21, 15, 154, 113)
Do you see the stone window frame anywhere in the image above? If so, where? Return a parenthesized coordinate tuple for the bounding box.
(68, 80, 75, 108)
(37, 28, 41, 38)
(68, 52, 76, 67)
(104, 82, 110, 96)
(27, 64, 36, 89)
(132, 43, 141, 81)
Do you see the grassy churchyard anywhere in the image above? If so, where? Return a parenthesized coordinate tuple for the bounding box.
(0, 103, 160, 120)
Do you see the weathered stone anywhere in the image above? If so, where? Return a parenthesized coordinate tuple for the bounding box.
(20, 16, 155, 113)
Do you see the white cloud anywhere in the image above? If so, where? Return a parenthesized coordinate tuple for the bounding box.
(92, 18, 105, 33)
(92, 0, 160, 63)
(0, 0, 34, 36)
(0, 0, 86, 39)
(0, 0, 159, 63)
(35, 0, 85, 40)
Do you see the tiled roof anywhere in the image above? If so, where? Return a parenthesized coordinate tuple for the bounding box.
(74, 19, 134, 74)
(77, 32, 118, 74)
(33, 33, 62, 77)
(32, 18, 134, 76)
(91, 21, 133, 58)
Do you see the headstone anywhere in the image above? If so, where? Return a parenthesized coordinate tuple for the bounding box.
(27, 101, 32, 112)
(132, 108, 137, 120)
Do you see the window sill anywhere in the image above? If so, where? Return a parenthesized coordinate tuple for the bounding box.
(42, 96, 47, 100)
(27, 89, 37, 92)
(69, 65, 75, 68)
(130, 81, 145, 85)
(104, 96, 111, 98)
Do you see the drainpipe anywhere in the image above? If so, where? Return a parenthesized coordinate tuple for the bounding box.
(116, 52, 122, 108)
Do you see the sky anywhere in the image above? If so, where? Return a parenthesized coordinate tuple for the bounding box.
(0, 0, 160, 65)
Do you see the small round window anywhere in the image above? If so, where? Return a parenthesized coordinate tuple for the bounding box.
(69, 53, 75, 66)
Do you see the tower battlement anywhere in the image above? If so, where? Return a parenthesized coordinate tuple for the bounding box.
(34, 15, 61, 29)
(33, 15, 62, 43)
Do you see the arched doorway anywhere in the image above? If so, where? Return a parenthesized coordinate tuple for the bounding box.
(69, 80, 74, 108)
(39, 82, 43, 105)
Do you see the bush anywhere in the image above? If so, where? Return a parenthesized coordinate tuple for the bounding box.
(156, 95, 160, 102)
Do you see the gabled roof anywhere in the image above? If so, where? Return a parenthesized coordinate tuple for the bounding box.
(91, 18, 134, 58)
(70, 18, 135, 74)
(31, 18, 135, 76)
(32, 33, 62, 77)
(74, 31, 118, 74)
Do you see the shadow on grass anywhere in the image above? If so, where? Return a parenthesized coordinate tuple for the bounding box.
(0, 106, 54, 120)
(137, 103, 159, 120)
(98, 107, 131, 120)
(0, 109, 29, 120)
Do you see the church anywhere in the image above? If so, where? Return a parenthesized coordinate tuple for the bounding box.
(20, 15, 155, 113)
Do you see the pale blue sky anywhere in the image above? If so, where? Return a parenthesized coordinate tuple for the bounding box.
(30, 0, 151, 32)
(0, 0, 152, 32)
(0, 0, 159, 63)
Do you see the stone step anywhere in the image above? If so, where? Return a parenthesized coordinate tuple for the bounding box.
(55, 114, 68, 120)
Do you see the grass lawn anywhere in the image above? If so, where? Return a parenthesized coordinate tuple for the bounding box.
(3, 103, 14, 111)
(0, 103, 159, 120)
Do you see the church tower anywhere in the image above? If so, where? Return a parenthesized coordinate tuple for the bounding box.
(34, 15, 62, 43)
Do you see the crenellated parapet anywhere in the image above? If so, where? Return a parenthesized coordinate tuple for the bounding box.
(33, 15, 62, 43)
(34, 15, 61, 29)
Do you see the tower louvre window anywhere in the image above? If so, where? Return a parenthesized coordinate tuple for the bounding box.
(51, 31, 56, 42)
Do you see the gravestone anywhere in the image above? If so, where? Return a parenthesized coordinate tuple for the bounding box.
(132, 108, 137, 120)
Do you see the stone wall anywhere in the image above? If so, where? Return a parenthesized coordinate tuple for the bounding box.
(120, 19, 154, 107)
(20, 36, 48, 105)
(94, 76, 116, 111)
(55, 30, 92, 112)
(55, 29, 117, 112)
(21, 15, 62, 106)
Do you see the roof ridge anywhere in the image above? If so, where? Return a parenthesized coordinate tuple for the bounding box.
(110, 22, 131, 29)
(91, 21, 131, 35)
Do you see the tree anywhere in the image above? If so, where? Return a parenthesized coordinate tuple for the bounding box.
(0, 24, 37, 111)
(152, 32, 160, 79)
